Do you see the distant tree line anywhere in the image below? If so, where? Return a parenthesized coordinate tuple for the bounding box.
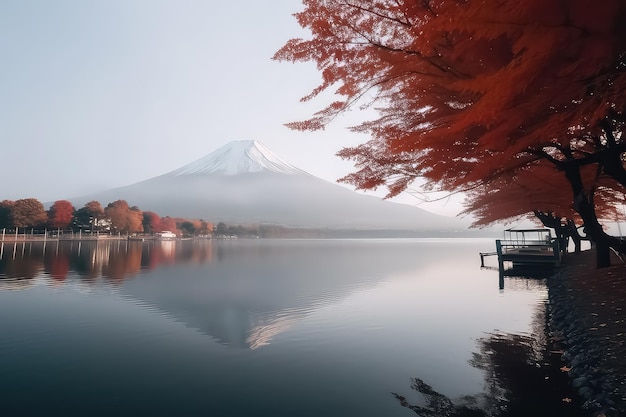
(0, 197, 264, 237)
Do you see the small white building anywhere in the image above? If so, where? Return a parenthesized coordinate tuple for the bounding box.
(155, 231, 177, 240)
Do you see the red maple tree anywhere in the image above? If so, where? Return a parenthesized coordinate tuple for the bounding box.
(105, 200, 143, 234)
(47, 200, 75, 229)
(160, 216, 177, 233)
(275, 0, 626, 266)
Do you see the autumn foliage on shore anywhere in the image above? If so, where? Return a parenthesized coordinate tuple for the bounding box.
(0, 198, 213, 237)
(275, 0, 626, 266)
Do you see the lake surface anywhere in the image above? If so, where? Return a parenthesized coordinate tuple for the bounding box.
(0, 238, 568, 416)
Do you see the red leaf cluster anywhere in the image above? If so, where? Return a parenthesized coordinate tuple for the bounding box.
(276, 0, 626, 228)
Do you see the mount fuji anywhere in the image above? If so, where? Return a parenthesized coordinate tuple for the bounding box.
(72, 140, 469, 234)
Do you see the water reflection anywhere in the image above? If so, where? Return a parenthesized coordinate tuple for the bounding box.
(0, 239, 213, 284)
(0, 239, 443, 350)
(121, 239, 444, 349)
(497, 275, 551, 297)
(394, 298, 587, 417)
(0, 238, 566, 416)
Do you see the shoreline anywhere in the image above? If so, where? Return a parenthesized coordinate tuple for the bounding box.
(0, 236, 127, 242)
(547, 250, 626, 416)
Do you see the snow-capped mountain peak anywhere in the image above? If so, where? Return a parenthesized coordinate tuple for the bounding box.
(170, 140, 306, 176)
(72, 140, 471, 233)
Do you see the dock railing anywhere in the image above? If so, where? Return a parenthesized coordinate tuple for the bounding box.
(0, 228, 125, 242)
(495, 238, 561, 270)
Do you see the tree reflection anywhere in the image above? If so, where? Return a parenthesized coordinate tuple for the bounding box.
(0, 242, 44, 279)
(0, 239, 215, 288)
(393, 378, 486, 416)
(394, 302, 588, 417)
(48, 254, 70, 282)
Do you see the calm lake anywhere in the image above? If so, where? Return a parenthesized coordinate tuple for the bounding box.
(0, 238, 576, 416)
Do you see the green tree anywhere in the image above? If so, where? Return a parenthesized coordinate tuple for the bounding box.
(73, 200, 105, 231)
(179, 221, 196, 236)
(215, 222, 227, 236)
(0, 200, 15, 228)
(142, 211, 162, 234)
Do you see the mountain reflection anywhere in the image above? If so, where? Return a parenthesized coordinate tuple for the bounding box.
(121, 240, 440, 349)
(0, 239, 442, 349)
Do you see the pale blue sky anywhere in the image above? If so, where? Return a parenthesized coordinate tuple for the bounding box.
(0, 0, 463, 216)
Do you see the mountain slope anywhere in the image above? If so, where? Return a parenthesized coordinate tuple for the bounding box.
(72, 140, 469, 232)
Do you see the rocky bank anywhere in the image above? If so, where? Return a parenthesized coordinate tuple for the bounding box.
(547, 250, 626, 416)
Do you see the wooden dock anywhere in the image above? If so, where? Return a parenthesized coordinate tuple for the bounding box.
(481, 228, 562, 272)
(496, 239, 561, 267)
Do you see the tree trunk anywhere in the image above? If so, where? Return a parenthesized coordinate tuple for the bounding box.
(594, 237, 612, 268)
(567, 221, 582, 253)
(577, 204, 612, 268)
(533, 211, 568, 253)
(599, 118, 626, 188)
(563, 164, 612, 267)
